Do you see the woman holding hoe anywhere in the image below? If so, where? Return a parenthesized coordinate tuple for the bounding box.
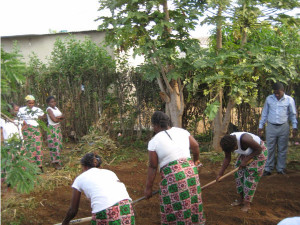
(62, 152, 135, 225)
(217, 132, 268, 212)
(46, 96, 64, 170)
(145, 111, 205, 224)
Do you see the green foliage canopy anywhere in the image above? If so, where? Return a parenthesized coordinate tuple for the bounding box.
(1, 46, 25, 110)
(196, 0, 299, 120)
(1, 136, 40, 194)
(97, 0, 205, 80)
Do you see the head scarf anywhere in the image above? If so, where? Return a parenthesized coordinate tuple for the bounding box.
(25, 95, 35, 101)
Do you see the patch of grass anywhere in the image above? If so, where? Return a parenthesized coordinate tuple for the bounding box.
(1, 195, 36, 225)
(200, 152, 223, 164)
(112, 147, 148, 165)
(199, 143, 210, 153)
(287, 145, 300, 171)
(194, 131, 212, 143)
(287, 145, 300, 161)
(200, 151, 238, 166)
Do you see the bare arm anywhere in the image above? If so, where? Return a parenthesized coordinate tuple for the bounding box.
(38, 114, 47, 120)
(258, 99, 269, 137)
(145, 151, 158, 199)
(62, 188, 81, 225)
(189, 135, 201, 166)
(217, 151, 231, 181)
(47, 108, 61, 123)
(239, 134, 262, 167)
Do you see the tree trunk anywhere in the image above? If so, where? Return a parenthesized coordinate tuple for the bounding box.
(211, 4, 236, 151)
(212, 97, 235, 151)
(212, 89, 223, 151)
(153, 0, 184, 127)
(158, 77, 184, 127)
(212, 4, 224, 151)
(216, 6, 223, 50)
(136, 88, 142, 139)
(167, 80, 183, 127)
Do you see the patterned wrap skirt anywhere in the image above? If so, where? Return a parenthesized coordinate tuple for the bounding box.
(159, 158, 205, 225)
(234, 141, 268, 202)
(22, 125, 43, 167)
(91, 199, 135, 225)
(47, 124, 63, 165)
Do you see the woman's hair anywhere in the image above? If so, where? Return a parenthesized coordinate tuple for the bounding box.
(80, 152, 102, 168)
(46, 96, 55, 104)
(220, 135, 237, 153)
(151, 111, 172, 129)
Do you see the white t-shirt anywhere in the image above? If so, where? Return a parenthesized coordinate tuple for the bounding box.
(72, 168, 131, 213)
(46, 107, 62, 125)
(148, 127, 191, 168)
(231, 132, 261, 156)
(18, 106, 44, 126)
(277, 217, 300, 225)
(0, 118, 23, 140)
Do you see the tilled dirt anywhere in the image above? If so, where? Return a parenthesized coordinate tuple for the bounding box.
(2, 157, 300, 225)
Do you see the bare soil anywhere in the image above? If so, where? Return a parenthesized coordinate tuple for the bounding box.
(2, 149, 300, 225)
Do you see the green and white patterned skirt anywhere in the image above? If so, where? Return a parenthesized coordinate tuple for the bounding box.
(159, 158, 205, 225)
(22, 125, 43, 167)
(234, 141, 268, 202)
(91, 199, 135, 225)
(47, 124, 63, 165)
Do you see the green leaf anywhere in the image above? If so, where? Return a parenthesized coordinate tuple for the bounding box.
(204, 101, 220, 121)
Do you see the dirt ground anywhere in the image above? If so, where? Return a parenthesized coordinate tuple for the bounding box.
(2, 149, 300, 225)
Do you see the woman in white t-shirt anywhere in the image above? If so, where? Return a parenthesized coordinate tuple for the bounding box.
(1, 103, 23, 142)
(217, 132, 268, 212)
(62, 153, 135, 225)
(17, 95, 45, 173)
(1, 103, 23, 184)
(46, 96, 64, 170)
(144, 111, 205, 225)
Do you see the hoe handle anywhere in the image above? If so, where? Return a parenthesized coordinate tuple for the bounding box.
(201, 167, 239, 190)
(201, 159, 254, 190)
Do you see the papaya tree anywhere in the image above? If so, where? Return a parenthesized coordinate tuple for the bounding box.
(97, 0, 205, 127)
(197, 0, 299, 150)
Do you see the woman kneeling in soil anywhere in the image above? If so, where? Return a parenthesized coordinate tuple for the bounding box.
(217, 132, 268, 212)
(145, 111, 205, 224)
(62, 153, 135, 225)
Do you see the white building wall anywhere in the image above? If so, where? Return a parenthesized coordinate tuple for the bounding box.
(1, 30, 112, 64)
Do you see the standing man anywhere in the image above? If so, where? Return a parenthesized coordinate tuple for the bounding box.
(258, 82, 298, 176)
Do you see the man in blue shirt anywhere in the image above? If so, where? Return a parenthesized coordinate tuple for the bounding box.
(258, 83, 298, 176)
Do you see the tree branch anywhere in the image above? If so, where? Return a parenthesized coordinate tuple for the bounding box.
(156, 77, 165, 93)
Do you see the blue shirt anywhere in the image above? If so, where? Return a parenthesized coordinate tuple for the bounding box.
(259, 94, 298, 129)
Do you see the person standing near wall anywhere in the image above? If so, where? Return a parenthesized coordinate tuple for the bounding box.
(46, 96, 64, 170)
(18, 95, 45, 173)
(258, 83, 298, 176)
